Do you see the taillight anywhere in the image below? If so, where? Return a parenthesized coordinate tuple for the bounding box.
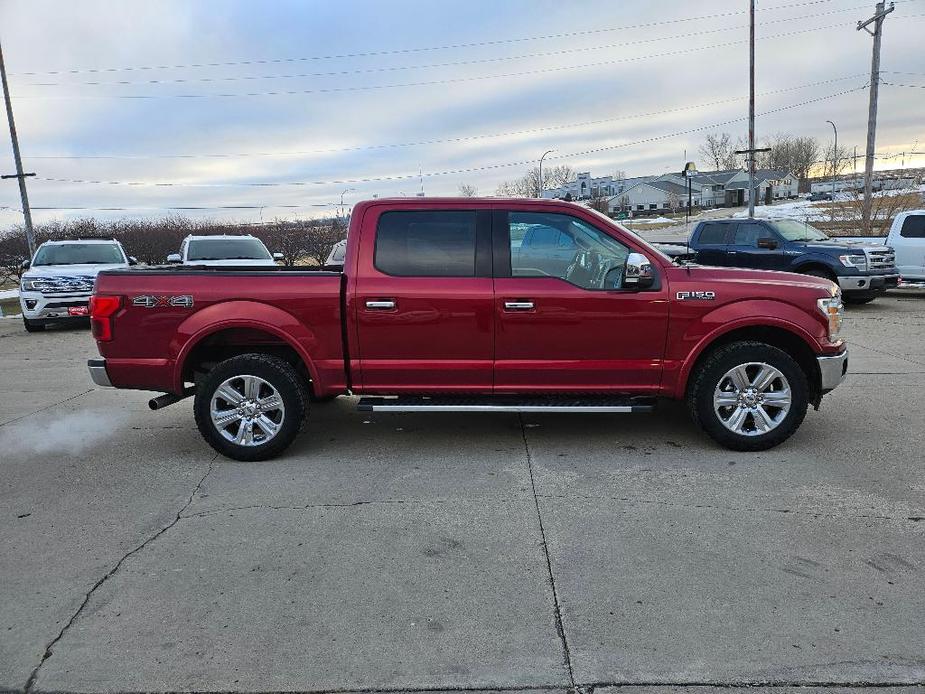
(89, 295, 122, 341)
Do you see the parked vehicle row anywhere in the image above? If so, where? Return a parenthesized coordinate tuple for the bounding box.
(87, 198, 848, 460)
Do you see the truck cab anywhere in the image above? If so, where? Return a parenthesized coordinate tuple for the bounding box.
(689, 218, 899, 303)
(886, 210, 925, 283)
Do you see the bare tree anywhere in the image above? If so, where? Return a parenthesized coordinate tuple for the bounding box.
(457, 183, 479, 197)
(666, 191, 682, 212)
(302, 218, 348, 266)
(820, 140, 853, 179)
(547, 165, 577, 188)
(699, 133, 735, 170)
(759, 133, 820, 185)
(496, 164, 577, 198)
(588, 192, 610, 214)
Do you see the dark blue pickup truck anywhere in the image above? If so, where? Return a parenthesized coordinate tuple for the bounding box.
(677, 218, 899, 303)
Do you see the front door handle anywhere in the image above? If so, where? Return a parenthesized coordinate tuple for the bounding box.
(504, 301, 535, 311)
(365, 300, 396, 310)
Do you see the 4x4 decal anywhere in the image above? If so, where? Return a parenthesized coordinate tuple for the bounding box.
(132, 295, 194, 309)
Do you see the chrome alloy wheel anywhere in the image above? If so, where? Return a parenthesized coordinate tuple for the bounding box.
(210, 374, 285, 446)
(713, 362, 791, 436)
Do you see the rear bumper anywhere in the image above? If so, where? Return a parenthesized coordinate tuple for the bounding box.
(837, 273, 900, 294)
(87, 358, 113, 388)
(817, 349, 848, 393)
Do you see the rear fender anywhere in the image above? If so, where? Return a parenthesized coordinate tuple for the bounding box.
(672, 299, 823, 399)
(171, 300, 322, 393)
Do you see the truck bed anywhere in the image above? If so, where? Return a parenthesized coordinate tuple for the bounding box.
(94, 267, 345, 393)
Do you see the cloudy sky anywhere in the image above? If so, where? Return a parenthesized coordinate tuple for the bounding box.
(1, 0, 923, 228)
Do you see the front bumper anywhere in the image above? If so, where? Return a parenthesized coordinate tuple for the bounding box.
(837, 273, 900, 294)
(87, 358, 113, 387)
(20, 290, 92, 320)
(817, 349, 848, 393)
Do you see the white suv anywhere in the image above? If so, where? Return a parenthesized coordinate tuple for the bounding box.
(167, 234, 281, 267)
(19, 239, 134, 332)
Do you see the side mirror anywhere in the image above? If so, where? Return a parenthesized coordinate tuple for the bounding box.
(21, 259, 30, 270)
(166, 253, 182, 264)
(128, 256, 138, 266)
(624, 252, 655, 289)
(272, 252, 284, 261)
(757, 238, 778, 250)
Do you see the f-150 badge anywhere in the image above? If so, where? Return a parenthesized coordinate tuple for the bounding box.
(676, 291, 716, 301)
(132, 295, 194, 308)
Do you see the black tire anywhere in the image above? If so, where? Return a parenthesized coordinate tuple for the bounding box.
(843, 295, 876, 305)
(23, 318, 45, 333)
(194, 353, 306, 461)
(687, 341, 809, 452)
(800, 267, 836, 281)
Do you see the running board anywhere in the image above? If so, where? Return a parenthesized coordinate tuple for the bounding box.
(356, 395, 656, 413)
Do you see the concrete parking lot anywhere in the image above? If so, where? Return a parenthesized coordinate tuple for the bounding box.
(1, 295, 924, 694)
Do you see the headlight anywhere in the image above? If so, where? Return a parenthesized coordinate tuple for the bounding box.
(839, 254, 867, 271)
(20, 277, 44, 292)
(817, 294, 844, 341)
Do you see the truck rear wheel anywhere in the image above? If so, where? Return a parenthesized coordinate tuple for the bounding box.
(687, 341, 808, 452)
(194, 353, 306, 461)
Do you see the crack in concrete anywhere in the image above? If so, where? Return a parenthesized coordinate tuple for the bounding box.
(0, 389, 93, 428)
(22, 457, 217, 694)
(534, 493, 925, 524)
(182, 498, 411, 519)
(519, 413, 576, 690)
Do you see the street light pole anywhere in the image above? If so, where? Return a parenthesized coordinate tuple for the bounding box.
(826, 120, 838, 198)
(538, 149, 555, 198)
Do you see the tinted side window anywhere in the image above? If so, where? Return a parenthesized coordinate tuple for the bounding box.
(375, 211, 477, 276)
(900, 215, 925, 239)
(733, 223, 775, 246)
(698, 223, 728, 245)
(508, 212, 630, 290)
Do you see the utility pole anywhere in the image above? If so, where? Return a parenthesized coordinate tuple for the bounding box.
(734, 0, 769, 217)
(826, 120, 838, 198)
(0, 39, 36, 257)
(747, 0, 755, 218)
(858, 1, 894, 232)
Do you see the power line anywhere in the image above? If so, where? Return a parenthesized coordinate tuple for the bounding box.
(27, 76, 867, 161)
(18, 10, 877, 88)
(8, 0, 858, 78)
(882, 80, 925, 87)
(35, 86, 866, 189)
(11, 25, 874, 100)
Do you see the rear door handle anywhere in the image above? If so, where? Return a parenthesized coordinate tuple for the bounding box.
(365, 300, 396, 310)
(504, 301, 535, 311)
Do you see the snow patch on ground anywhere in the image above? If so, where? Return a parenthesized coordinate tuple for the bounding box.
(624, 216, 675, 224)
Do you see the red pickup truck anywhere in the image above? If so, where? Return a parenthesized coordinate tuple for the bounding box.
(87, 198, 848, 460)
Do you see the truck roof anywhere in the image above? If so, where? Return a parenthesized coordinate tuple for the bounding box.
(183, 234, 261, 241)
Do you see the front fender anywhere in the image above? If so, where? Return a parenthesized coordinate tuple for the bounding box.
(170, 300, 322, 393)
(791, 253, 840, 275)
(670, 299, 825, 399)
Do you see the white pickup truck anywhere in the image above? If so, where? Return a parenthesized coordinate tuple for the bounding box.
(167, 234, 282, 267)
(830, 210, 925, 285)
(887, 210, 925, 283)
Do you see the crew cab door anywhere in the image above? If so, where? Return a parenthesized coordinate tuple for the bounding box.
(728, 221, 786, 271)
(893, 213, 925, 279)
(492, 208, 669, 392)
(351, 207, 494, 393)
(693, 222, 733, 266)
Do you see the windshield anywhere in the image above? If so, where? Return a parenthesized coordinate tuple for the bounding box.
(769, 220, 829, 242)
(187, 238, 271, 261)
(32, 242, 125, 266)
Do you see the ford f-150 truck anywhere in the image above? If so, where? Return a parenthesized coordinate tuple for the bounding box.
(680, 218, 899, 303)
(87, 198, 848, 461)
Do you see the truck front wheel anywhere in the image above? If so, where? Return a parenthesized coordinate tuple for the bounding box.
(687, 341, 808, 451)
(194, 353, 306, 461)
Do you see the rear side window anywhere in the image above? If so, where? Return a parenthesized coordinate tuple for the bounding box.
(900, 215, 925, 238)
(698, 223, 728, 245)
(732, 222, 775, 246)
(375, 210, 477, 276)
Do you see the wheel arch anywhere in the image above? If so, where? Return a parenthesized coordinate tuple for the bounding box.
(172, 301, 323, 396)
(678, 322, 822, 407)
(792, 259, 838, 280)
